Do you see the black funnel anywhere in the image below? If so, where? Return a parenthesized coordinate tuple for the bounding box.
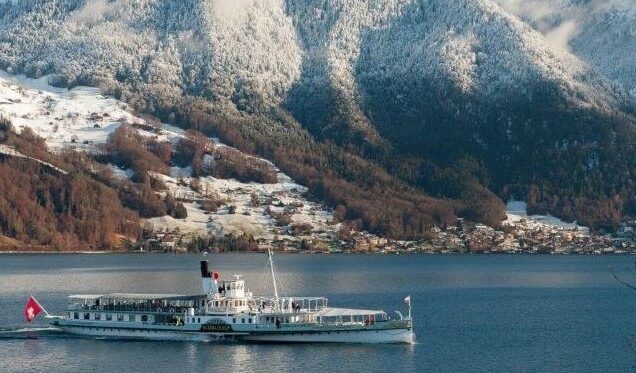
(200, 260, 211, 278)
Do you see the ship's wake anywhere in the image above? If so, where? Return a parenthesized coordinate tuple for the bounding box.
(0, 326, 236, 343)
(0, 326, 71, 340)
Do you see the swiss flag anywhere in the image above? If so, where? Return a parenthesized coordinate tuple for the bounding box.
(24, 296, 44, 323)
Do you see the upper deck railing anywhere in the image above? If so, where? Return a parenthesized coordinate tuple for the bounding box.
(251, 296, 328, 314)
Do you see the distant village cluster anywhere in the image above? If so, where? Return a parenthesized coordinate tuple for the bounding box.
(407, 218, 636, 255)
(140, 213, 636, 255)
(317, 217, 636, 255)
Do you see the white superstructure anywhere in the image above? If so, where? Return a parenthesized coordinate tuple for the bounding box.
(49, 251, 414, 344)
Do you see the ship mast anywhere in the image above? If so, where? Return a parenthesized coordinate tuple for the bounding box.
(268, 249, 280, 308)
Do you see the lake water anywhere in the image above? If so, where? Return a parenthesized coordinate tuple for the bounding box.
(1, 253, 635, 372)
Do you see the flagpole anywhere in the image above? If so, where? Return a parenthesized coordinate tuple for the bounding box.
(31, 295, 50, 317)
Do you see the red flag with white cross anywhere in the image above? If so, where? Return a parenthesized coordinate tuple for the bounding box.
(24, 296, 44, 322)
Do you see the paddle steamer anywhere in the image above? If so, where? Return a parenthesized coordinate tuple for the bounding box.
(32, 251, 414, 343)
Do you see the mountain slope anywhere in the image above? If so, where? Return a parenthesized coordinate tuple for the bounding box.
(0, 70, 341, 248)
(0, 0, 635, 235)
(493, 0, 636, 95)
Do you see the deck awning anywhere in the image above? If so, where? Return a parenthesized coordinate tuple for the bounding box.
(313, 307, 384, 317)
(69, 293, 207, 302)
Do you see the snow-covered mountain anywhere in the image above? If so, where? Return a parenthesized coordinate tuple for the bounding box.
(0, 0, 628, 112)
(1, 0, 635, 235)
(493, 0, 636, 95)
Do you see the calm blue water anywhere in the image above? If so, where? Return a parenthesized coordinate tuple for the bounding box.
(1, 253, 635, 372)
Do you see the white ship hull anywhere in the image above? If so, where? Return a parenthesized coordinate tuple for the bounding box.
(56, 325, 237, 342)
(242, 328, 415, 344)
(55, 323, 413, 344)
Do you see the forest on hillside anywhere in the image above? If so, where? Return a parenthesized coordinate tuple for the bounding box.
(0, 115, 292, 250)
(0, 119, 140, 250)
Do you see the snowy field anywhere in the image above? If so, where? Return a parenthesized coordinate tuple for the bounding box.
(504, 200, 589, 234)
(0, 70, 337, 240)
(0, 71, 136, 149)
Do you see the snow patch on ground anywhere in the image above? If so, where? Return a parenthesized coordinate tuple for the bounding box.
(150, 170, 337, 240)
(504, 199, 589, 234)
(106, 164, 134, 180)
(0, 71, 136, 150)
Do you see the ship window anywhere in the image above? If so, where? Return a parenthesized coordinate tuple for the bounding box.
(249, 318, 252, 324)
(74, 312, 79, 319)
(84, 313, 90, 320)
(117, 314, 124, 322)
(141, 315, 148, 322)
(197, 318, 201, 323)
(232, 318, 236, 323)
(242, 318, 245, 323)
(95, 313, 101, 320)
(106, 314, 112, 321)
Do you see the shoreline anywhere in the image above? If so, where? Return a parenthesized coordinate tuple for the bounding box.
(0, 250, 634, 256)
(0, 250, 115, 254)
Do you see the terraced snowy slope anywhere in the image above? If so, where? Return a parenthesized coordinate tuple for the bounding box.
(0, 71, 337, 241)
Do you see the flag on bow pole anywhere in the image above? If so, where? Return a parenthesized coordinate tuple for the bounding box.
(24, 295, 47, 322)
(404, 295, 412, 320)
